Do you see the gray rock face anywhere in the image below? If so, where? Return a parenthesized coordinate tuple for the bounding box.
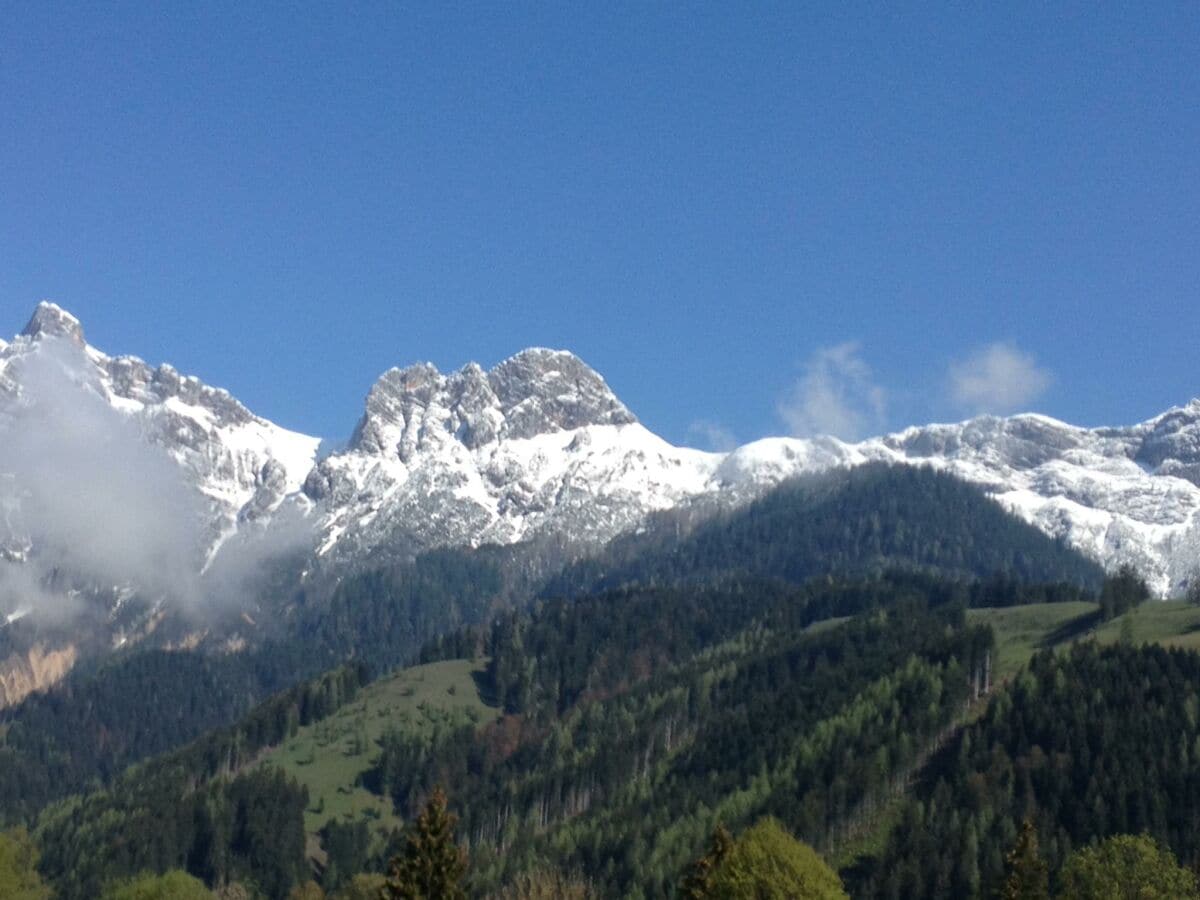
(1132, 400, 1200, 485)
(489, 348, 637, 438)
(348, 349, 637, 459)
(309, 348, 707, 567)
(20, 302, 84, 344)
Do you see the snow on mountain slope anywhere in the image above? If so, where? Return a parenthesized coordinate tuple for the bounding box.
(878, 412, 1200, 595)
(711, 411, 1200, 596)
(300, 349, 722, 564)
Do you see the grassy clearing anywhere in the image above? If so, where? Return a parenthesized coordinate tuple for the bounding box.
(969, 600, 1200, 683)
(259, 657, 497, 842)
(1090, 600, 1200, 651)
(967, 601, 1098, 681)
(829, 793, 906, 871)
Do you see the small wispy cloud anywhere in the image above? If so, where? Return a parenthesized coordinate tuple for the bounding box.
(778, 342, 886, 441)
(948, 342, 1052, 415)
(687, 420, 738, 452)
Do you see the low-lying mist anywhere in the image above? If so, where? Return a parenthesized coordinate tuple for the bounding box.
(0, 338, 314, 631)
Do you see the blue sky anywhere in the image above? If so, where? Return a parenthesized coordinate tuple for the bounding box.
(2, 3, 1197, 447)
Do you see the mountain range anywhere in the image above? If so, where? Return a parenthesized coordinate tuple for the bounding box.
(2, 302, 1199, 609)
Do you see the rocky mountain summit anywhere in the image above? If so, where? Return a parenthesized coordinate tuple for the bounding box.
(301, 348, 717, 564)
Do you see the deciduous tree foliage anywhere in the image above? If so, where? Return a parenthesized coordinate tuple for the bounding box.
(100, 869, 213, 899)
(680, 824, 734, 899)
(0, 827, 51, 900)
(705, 818, 848, 900)
(1057, 834, 1200, 899)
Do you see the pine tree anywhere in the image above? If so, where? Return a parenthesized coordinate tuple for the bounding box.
(1000, 819, 1049, 900)
(680, 824, 734, 898)
(381, 787, 468, 900)
(1186, 575, 1200, 606)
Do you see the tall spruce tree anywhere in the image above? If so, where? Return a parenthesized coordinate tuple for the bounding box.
(680, 824, 734, 899)
(381, 787, 467, 900)
(1000, 819, 1049, 900)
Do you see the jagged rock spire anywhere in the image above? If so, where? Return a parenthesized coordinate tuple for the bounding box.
(21, 302, 85, 345)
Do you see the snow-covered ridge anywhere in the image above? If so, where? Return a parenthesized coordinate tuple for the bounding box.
(4, 302, 1200, 598)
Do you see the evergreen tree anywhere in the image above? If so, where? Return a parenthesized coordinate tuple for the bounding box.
(1000, 819, 1049, 900)
(680, 824, 734, 899)
(1186, 575, 1200, 606)
(381, 787, 467, 900)
(1100, 565, 1150, 620)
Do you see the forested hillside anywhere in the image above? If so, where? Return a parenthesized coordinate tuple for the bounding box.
(850, 641, 1200, 898)
(0, 547, 510, 823)
(393, 587, 992, 895)
(545, 464, 1104, 596)
(29, 574, 993, 897)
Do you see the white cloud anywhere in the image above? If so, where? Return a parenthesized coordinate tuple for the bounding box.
(0, 340, 206, 613)
(687, 420, 738, 452)
(0, 338, 314, 624)
(949, 342, 1052, 415)
(778, 342, 886, 441)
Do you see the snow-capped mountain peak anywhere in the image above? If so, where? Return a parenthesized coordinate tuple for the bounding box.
(21, 301, 84, 344)
(307, 348, 705, 561)
(349, 348, 636, 459)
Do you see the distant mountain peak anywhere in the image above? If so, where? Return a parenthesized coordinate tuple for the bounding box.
(21, 302, 84, 344)
(488, 347, 636, 438)
(349, 348, 636, 456)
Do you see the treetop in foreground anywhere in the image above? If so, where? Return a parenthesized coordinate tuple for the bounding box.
(1057, 834, 1200, 900)
(696, 817, 848, 899)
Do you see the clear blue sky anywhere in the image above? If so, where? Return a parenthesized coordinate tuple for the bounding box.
(2, 3, 1197, 446)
